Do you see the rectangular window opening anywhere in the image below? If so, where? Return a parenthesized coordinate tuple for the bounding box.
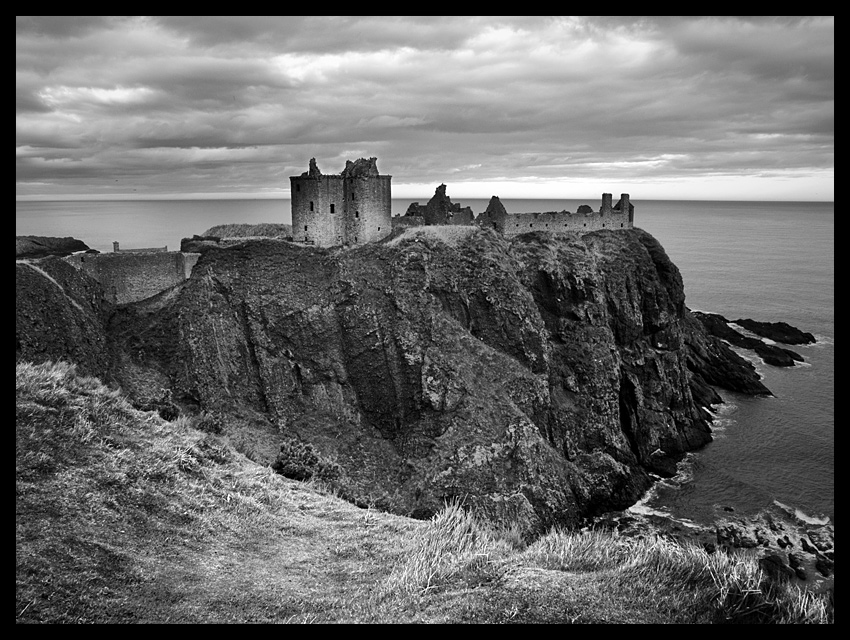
(330, 204, 335, 213)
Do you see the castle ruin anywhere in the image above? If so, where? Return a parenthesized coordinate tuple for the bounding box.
(290, 157, 392, 247)
(289, 156, 633, 247)
(397, 182, 634, 236)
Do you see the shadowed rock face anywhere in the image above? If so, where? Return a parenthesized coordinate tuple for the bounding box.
(16, 228, 770, 532)
(16, 257, 113, 379)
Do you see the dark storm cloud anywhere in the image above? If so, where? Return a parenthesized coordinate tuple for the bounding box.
(16, 16, 833, 200)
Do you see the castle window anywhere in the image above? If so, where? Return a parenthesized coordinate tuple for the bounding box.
(621, 223, 624, 228)
(304, 225, 308, 231)
(355, 211, 359, 218)
(351, 193, 356, 201)
(310, 201, 314, 211)
(530, 224, 533, 228)
(602, 224, 605, 228)
(354, 236, 358, 243)
(330, 204, 335, 213)
(583, 223, 587, 227)
(377, 227, 381, 232)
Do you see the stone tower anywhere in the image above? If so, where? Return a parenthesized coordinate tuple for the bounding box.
(290, 157, 392, 247)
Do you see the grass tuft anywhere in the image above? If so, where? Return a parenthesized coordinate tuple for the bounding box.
(382, 498, 510, 597)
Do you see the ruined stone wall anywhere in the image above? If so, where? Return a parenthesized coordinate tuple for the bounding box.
(343, 175, 392, 245)
(290, 175, 344, 246)
(64, 251, 200, 305)
(502, 209, 632, 237)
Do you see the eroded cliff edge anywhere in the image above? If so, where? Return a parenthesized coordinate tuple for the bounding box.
(17, 227, 771, 533)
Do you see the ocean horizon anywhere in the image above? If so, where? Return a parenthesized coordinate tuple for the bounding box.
(16, 197, 834, 526)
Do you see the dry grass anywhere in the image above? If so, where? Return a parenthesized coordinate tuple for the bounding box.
(15, 361, 416, 623)
(16, 361, 833, 624)
(201, 223, 292, 239)
(385, 225, 479, 248)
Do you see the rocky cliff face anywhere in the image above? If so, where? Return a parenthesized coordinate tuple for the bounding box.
(100, 227, 763, 532)
(16, 228, 770, 533)
(16, 257, 113, 379)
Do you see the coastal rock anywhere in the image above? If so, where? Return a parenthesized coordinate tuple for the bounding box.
(16, 235, 91, 259)
(692, 311, 804, 367)
(759, 554, 796, 582)
(816, 556, 834, 577)
(787, 550, 808, 580)
(807, 526, 834, 553)
(594, 504, 833, 592)
(800, 537, 817, 554)
(732, 318, 816, 345)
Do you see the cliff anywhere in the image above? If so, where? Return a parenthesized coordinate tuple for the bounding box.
(16, 257, 113, 379)
(90, 227, 765, 532)
(16, 235, 91, 259)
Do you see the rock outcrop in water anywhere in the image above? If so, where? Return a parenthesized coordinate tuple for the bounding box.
(693, 311, 805, 367)
(731, 318, 816, 345)
(15, 227, 776, 532)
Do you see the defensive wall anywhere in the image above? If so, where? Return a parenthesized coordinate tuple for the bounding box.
(500, 194, 633, 237)
(112, 241, 168, 253)
(290, 158, 392, 247)
(64, 251, 199, 305)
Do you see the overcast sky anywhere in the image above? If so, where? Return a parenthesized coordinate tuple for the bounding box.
(16, 16, 834, 201)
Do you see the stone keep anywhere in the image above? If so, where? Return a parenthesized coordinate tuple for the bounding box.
(290, 157, 392, 247)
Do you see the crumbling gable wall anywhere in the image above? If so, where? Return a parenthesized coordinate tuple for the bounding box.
(404, 184, 474, 226)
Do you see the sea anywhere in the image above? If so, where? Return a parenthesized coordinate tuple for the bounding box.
(16, 198, 834, 527)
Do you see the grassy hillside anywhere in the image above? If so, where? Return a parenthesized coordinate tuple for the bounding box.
(201, 223, 292, 239)
(16, 361, 833, 623)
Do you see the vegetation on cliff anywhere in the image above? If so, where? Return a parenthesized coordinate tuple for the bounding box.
(16, 361, 832, 623)
(200, 222, 292, 239)
(16, 236, 91, 259)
